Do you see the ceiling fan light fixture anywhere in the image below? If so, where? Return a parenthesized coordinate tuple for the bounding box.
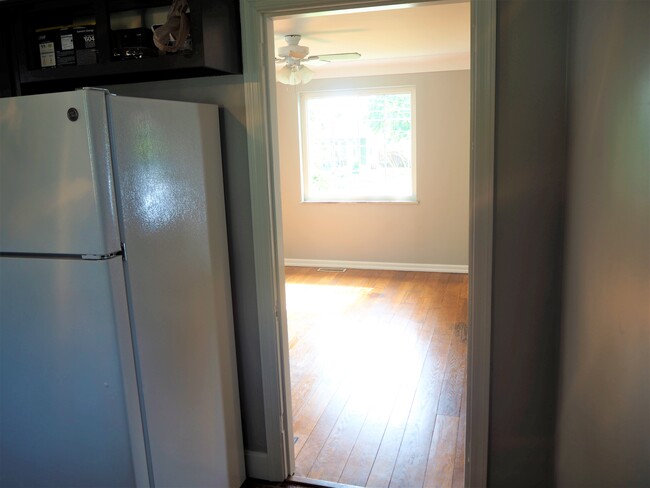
(277, 64, 313, 85)
(298, 65, 313, 84)
(276, 65, 296, 85)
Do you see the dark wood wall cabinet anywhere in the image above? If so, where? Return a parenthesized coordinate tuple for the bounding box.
(0, 0, 242, 96)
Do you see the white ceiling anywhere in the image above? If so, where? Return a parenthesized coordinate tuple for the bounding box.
(272, 1, 470, 79)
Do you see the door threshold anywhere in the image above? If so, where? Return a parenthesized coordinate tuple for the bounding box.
(287, 475, 362, 488)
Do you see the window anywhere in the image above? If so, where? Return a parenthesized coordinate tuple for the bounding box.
(299, 87, 416, 202)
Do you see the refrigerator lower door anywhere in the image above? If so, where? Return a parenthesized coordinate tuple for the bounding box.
(0, 257, 148, 488)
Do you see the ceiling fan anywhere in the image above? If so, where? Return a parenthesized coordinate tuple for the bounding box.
(275, 34, 361, 85)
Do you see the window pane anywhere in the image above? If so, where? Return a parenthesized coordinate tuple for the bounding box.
(302, 89, 415, 202)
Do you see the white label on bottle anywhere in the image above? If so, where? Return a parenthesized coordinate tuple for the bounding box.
(60, 33, 74, 50)
(39, 42, 56, 67)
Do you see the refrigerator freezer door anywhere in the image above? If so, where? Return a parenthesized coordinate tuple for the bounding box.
(0, 256, 148, 488)
(109, 96, 245, 487)
(0, 90, 121, 255)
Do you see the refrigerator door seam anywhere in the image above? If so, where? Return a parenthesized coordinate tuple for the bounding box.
(104, 93, 155, 488)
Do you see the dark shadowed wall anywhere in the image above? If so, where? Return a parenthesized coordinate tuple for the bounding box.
(489, 0, 569, 485)
(556, 1, 650, 485)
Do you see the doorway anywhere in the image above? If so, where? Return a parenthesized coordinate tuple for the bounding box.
(239, 0, 495, 485)
(272, 3, 470, 486)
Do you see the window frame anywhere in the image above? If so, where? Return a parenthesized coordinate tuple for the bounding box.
(298, 85, 417, 203)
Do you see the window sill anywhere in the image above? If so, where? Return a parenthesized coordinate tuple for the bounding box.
(301, 200, 419, 204)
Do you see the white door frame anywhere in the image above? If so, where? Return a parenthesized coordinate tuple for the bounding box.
(239, 0, 495, 485)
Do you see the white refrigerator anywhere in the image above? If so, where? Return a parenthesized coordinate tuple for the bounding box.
(0, 88, 245, 487)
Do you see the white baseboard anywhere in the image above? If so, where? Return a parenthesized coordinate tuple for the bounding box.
(244, 450, 268, 480)
(284, 258, 468, 274)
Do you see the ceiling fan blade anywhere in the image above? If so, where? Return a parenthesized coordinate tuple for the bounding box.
(304, 56, 330, 63)
(310, 52, 361, 62)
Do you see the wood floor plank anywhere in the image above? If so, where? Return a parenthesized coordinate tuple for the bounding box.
(294, 380, 355, 477)
(387, 334, 452, 488)
(286, 268, 468, 488)
(293, 371, 346, 456)
(451, 417, 466, 488)
(294, 279, 391, 474)
(307, 296, 416, 482)
(423, 415, 459, 488)
(363, 368, 426, 488)
(338, 305, 424, 486)
(307, 386, 373, 482)
(289, 277, 377, 417)
(337, 408, 390, 486)
(362, 309, 438, 488)
(343, 291, 436, 488)
(451, 367, 468, 488)
(459, 275, 469, 299)
(437, 332, 467, 417)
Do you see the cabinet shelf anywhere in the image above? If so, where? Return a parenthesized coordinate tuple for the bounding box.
(0, 0, 241, 96)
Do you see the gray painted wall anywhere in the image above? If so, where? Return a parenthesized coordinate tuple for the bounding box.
(556, 1, 650, 485)
(489, 0, 569, 485)
(104, 76, 267, 453)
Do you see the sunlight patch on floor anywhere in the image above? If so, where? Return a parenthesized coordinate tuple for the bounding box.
(285, 283, 372, 313)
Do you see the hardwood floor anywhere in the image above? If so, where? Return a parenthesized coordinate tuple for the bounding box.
(285, 267, 468, 488)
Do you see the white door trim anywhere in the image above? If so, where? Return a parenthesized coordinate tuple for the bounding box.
(466, 0, 496, 485)
(239, 0, 496, 485)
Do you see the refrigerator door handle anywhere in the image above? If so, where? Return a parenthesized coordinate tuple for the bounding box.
(0, 251, 122, 261)
(81, 250, 124, 261)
